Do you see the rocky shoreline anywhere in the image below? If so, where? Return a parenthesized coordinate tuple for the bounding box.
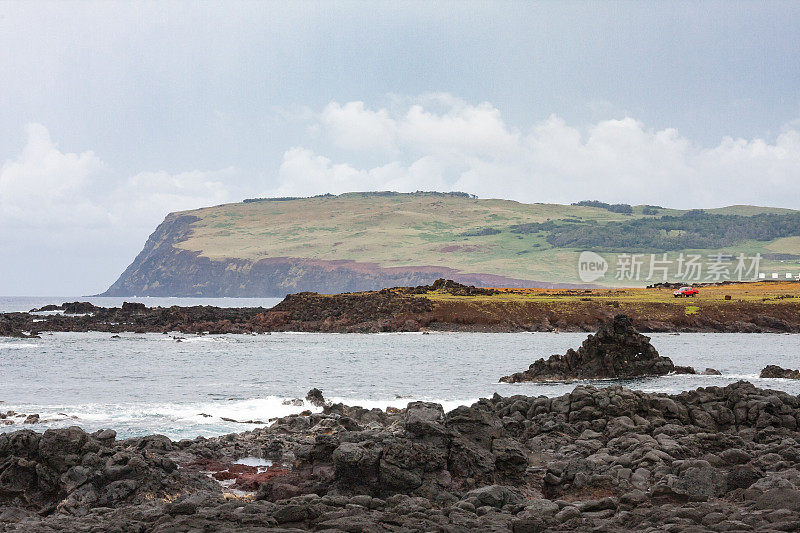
(2, 381, 800, 532)
(2, 280, 800, 337)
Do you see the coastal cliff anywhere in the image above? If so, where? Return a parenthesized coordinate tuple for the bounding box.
(101, 214, 545, 297)
(101, 192, 800, 297)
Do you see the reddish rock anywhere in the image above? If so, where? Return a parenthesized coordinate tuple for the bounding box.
(232, 467, 290, 491)
(228, 463, 258, 474)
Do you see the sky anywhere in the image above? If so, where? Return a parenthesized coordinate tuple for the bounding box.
(1, 1, 799, 295)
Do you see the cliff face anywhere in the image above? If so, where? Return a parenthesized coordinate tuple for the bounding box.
(102, 214, 549, 297)
(101, 193, 800, 297)
(103, 214, 206, 296)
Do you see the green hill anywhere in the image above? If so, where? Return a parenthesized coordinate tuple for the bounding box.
(103, 192, 800, 296)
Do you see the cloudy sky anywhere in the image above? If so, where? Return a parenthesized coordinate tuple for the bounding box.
(1, 1, 799, 295)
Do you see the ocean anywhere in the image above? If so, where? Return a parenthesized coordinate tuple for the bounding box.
(2, 328, 799, 440)
(0, 296, 285, 313)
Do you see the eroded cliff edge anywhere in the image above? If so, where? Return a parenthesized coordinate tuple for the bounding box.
(101, 214, 547, 297)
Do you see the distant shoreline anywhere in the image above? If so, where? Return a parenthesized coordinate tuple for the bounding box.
(2, 279, 799, 336)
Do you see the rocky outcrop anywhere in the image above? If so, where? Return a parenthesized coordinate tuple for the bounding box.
(0, 427, 217, 517)
(1, 289, 438, 336)
(410, 278, 500, 296)
(4, 381, 800, 531)
(500, 315, 675, 382)
(62, 302, 97, 314)
(4, 282, 800, 337)
(761, 365, 800, 379)
(305, 388, 326, 407)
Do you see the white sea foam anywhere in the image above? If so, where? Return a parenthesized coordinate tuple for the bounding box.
(44, 397, 311, 426)
(327, 396, 477, 413)
(175, 335, 240, 345)
(161, 397, 321, 422)
(0, 395, 480, 440)
(0, 343, 39, 349)
(234, 457, 273, 468)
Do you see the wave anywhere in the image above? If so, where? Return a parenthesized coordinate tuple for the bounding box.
(0, 394, 481, 440)
(726, 373, 761, 380)
(327, 396, 478, 413)
(0, 343, 40, 349)
(170, 335, 241, 345)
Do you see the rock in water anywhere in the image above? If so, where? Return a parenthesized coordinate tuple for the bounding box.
(760, 365, 800, 379)
(62, 302, 96, 314)
(499, 314, 674, 382)
(305, 388, 326, 407)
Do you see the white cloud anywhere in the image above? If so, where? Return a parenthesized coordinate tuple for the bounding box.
(320, 101, 396, 153)
(118, 169, 232, 222)
(398, 97, 519, 157)
(0, 124, 237, 294)
(317, 94, 519, 158)
(0, 123, 109, 228)
(269, 94, 800, 209)
(696, 130, 800, 193)
(0, 124, 235, 233)
(274, 148, 449, 197)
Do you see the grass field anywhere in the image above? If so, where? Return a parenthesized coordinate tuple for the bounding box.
(420, 281, 800, 304)
(410, 281, 800, 331)
(171, 193, 800, 286)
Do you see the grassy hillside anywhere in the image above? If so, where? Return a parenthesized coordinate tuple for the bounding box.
(168, 192, 800, 287)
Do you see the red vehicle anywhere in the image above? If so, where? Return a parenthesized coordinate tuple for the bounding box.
(674, 286, 699, 297)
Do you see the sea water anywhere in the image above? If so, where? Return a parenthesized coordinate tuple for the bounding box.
(0, 296, 284, 313)
(1, 330, 799, 440)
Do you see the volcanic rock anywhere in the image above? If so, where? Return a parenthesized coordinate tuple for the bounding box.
(121, 302, 146, 312)
(32, 304, 61, 312)
(0, 426, 216, 517)
(63, 302, 97, 314)
(3, 381, 800, 531)
(499, 315, 675, 382)
(305, 388, 326, 407)
(422, 278, 499, 296)
(760, 365, 800, 379)
(7, 281, 800, 337)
